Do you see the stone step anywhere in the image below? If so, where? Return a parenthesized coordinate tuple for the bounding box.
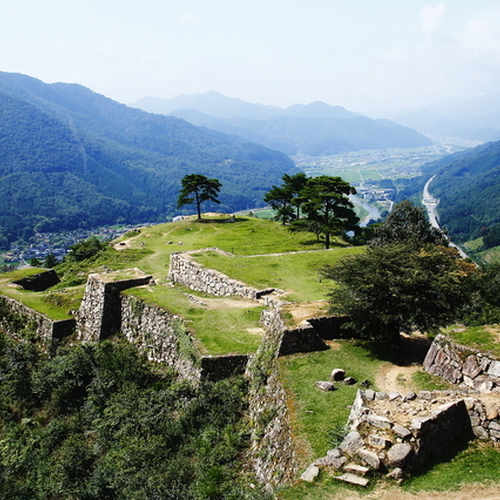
(344, 463, 370, 476)
(334, 473, 370, 487)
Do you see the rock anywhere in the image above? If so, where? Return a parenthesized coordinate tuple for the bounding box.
(487, 360, 500, 378)
(300, 464, 320, 482)
(388, 391, 402, 401)
(368, 434, 392, 449)
(339, 431, 364, 456)
(314, 454, 346, 470)
(364, 389, 376, 400)
(360, 379, 371, 388)
(315, 380, 336, 391)
(344, 463, 370, 476)
(387, 467, 404, 480)
(357, 448, 381, 470)
(366, 414, 392, 429)
(485, 403, 499, 420)
(418, 391, 433, 400)
(344, 376, 357, 385)
(334, 473, 369, 487)
(393, 424, 412, 440)
(386, 443, 413, 468)
(331, 368, 346, 381)
(463, 355, 482, 379)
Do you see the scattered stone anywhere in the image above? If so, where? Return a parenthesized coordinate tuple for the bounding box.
(334, 473, 369, 487)
(388, 391, 401, 401)
(387, 467, 404, 480)
(367, 414, 392, 429)
(360, 379, 371, 388)
(331, 368, 346, 381)
(315, 380, 336, 391)
(368, 434, 393, 449)
(487, 360, 500, 378)
(418, 391, 433, 400)
(364, 389, 376, 400)
(386, 443, 413, 468)
(392, 424, 412, 441)
(327, 447, 341, 459)
(300, 464, 320, 482)
(339, 431, 364, 456)
(357, 448, 381, 470)
(344, 463, 370, 476)
(374, 392, 387, 400)
(344, 376, 357, 385)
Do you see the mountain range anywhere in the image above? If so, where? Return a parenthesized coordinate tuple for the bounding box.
(0, 72, 297, 248)
(382, 93, 500, 142)
(131, 92, 432, 156)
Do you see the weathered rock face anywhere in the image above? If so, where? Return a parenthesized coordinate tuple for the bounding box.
(424, 334, 500, 393)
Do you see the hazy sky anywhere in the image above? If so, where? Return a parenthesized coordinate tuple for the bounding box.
(2, 0, 500, 112)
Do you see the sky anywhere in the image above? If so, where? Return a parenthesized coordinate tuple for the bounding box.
(1, 0, 500, 113)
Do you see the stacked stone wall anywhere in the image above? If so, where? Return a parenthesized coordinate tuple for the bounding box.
(424, 334, 500, 392)
(0, 295, 75, 341)
(340, 388, 500, 476)
(246, 305, 299, 488)
(120, 294, 201, 383)
(168, 249, 263, 300)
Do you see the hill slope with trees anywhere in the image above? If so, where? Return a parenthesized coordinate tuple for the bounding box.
(0, 72, 297, 248)
(398, 140, 500, 243)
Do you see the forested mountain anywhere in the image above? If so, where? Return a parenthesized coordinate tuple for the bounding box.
(131, 92, 432, 155)
(399, 140, 500, 242)
(0, 72, 297, 247)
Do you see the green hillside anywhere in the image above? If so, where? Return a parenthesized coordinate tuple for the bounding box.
(398, 140, 500, 242)
(0, 72, 297, 247)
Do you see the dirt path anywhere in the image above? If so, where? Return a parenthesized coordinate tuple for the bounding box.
(338, 484, 500, 500)
(375, 362, 421, 393)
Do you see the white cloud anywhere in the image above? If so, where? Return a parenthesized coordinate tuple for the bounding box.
(178, 13, 201, 29)
(419, 2, 447, 38)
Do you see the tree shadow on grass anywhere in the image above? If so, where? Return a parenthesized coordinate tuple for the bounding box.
(361, 334, 433, 367)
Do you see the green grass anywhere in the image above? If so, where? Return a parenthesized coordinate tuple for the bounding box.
(193, 246, 364, 302)
(127, 285, 265, 355)
(279, 342, 385, 459)
(442, 325, 500, 356)
(403, 442, 500, 492)
(0, 268, 82, 320)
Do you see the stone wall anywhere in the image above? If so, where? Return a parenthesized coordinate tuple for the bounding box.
(76, 270, 154, 342)
(0, 295, 75, 341)
(120, 294, 202, 383)
(302, 387, 499, 484)
(246, 305, 299, 488)
(423, 334, 500, 392)
(168, 249, 269, 300)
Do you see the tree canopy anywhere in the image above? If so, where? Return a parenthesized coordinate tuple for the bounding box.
(177, 174, 222, 219)
(324, 243, 478, 344)
(369, 200, 448, 247)
(298, 175, 359, 249)
(263, 174, 359, 248)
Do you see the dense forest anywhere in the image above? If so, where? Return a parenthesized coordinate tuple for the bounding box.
(0, 326, 268, 500)
(0, 72, 297, 248)
(397, 140, 500, 243)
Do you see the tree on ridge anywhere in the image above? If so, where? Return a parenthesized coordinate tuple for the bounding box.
(177, 174, 222, 220)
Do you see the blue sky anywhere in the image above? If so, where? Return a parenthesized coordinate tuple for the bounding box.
(1, 0, 500, 112)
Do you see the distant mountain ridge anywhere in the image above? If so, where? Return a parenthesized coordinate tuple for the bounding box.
(392, 93, 500, 142)
(0, 72, 297, 247)
(131, 92, 432, 155)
